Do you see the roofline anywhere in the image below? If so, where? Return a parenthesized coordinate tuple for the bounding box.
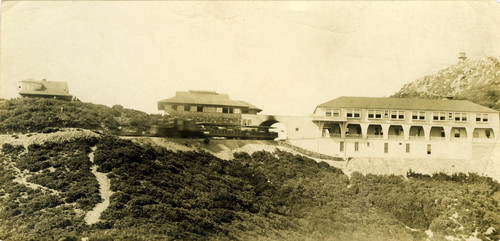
(157, 101, 249, 108)
(157, 101, 262, 112)
(316, 104, 499, 113)
(317, 96, 499, 113)
(19, 92, 73, 97)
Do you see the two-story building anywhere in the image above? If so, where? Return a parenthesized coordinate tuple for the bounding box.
(157, 90, 275, 138)
(308, 96, 499, 158)
(157, 90, 262, 125)
(18, 79, 73, 101)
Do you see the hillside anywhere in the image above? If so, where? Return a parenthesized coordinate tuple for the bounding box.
(1, 132, 499, 241)
(0, 98, 152, 134)
(392, 56, 500, 110)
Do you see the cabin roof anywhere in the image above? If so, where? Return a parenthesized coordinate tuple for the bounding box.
(19, 79, 73, 97)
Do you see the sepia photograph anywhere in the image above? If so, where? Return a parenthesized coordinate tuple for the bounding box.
(0, 0, 499, 240)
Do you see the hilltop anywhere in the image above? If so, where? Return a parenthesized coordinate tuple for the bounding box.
(0, 98, 151, 134)
(392, 56, 500, 110)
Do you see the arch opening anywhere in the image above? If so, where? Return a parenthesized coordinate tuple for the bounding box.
(409, 126, 424, 139)
(430, 126, 445, 140)
(451, 127, 467, 140)
(367, 124, 383, 138)
(473, 128, 495, 140)
(346, 124, 361, 138)
(322, 122, 341, 138)
(388, 125, 404, 139)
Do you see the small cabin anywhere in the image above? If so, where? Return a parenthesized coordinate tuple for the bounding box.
(18, 79, 74, 101)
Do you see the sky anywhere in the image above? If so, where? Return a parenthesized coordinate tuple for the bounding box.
(1, 1, 500, 116)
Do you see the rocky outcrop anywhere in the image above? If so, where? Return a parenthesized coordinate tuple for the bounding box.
(393, 56, 500, 110)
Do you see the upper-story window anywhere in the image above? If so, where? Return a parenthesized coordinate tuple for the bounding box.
(432, 112, 446, 121)
(222, 107, 233, 113)
(368, 110, 382, 119)
(453, 112, 467, 122)
(346, 109, 361, 118)
(390, 110, 405, 120)
(476, 113, 488, 122)
(411, 111, 426, 120)
(184, 106, 191, 111)
(325, 108, 340, 117)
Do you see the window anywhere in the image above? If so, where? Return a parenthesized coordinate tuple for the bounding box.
(184, 106, 191, 111)
(368, 110, 382, 119)
(340, 141, 344, 152)
(486, 130, 491, 138)
(454, 129, 460, 138)
(384, 143, 388, 153)
(197, 106, 203, 112)
(411, 111, 426, 120)
(432, 112, 446, 121)
(355, 142, 359, 152)
(427, 144, 431, 154)
(390, 110, 405, 120)
(476, 113, 488, 122)
(222, 107, 233, 113)
(295, 128, 299, 131)
(453, 112, 467, 122)
(346, 109, 361, 118)
(406, 143, 410, 153)
(395, 128, 400, 136)
(333, 109, 340, 117)
(242, 119, 252, 126)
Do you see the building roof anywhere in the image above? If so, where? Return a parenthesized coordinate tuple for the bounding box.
(158, 90, 262, 112)
(19, 79, 72, 97)
(317, 96, 498, 113)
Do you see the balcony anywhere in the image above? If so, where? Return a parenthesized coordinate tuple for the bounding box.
(367, 134, 384, 139)
(345, 133, 362, 138)
(388, 134, 403, 140)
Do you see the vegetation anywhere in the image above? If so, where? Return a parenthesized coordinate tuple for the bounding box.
(1, 136, 499, 240)
(0, 98, 152, 134)
(392, 56, 500, 110)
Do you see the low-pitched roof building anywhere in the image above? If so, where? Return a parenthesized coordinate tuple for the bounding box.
(18, 79, 73, 101)
(158, 90, 262, 114)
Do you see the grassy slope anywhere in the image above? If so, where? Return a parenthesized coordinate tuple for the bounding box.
(1, 136, 499, 241)
(0, 98, 151, 133)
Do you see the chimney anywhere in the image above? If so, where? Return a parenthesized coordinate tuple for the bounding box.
(458, 52, 467, 61)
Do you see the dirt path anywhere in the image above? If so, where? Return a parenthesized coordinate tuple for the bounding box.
(84, 147, 114, 225)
